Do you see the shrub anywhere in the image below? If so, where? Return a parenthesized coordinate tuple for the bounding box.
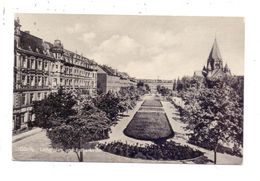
(98, 141, 203, 160)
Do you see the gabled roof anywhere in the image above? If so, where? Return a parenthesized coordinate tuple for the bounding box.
(97, 66, 107, 74)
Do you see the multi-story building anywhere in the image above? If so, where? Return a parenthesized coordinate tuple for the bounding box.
(97, 65, 136, 94)
(13, 18, 97, 130)
(137, 79, 173, 93)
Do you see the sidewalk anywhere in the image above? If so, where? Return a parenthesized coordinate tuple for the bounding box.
(12, 127, 43, 143)
(161, 99, 242, 164)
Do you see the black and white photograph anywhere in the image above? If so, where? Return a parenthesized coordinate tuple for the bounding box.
(12, 14, 244, 164)
(10, 13, 245, 165)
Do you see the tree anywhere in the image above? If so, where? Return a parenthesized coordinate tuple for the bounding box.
(144, 84, 151, 93)
(157, 85, 171, 96)
(47, 95, 111, 162)
(183, 83, 243, 164)
(176, 78, 183, 92)
(32, 87, 77, 128)
(94, 91, 121, 122)
(172, 79, 177, 91)
(137, 81, 144, 88)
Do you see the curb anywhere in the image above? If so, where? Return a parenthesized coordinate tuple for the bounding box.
(12, 128, 43, 143)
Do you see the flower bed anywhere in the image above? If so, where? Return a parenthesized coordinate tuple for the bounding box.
(98, 141, 204, 160)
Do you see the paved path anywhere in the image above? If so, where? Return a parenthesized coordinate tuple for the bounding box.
(99, 95, 155, 145)
(161, 99, 242, 165)
(12, 94, 242, 164)
(13, 128, 42, 143)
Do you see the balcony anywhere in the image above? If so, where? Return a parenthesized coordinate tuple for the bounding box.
(14, 84, 51, 92)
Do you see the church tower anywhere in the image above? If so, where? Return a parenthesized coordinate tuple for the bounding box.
(207, 38, 223, 71)
(203, 38, 231, 78)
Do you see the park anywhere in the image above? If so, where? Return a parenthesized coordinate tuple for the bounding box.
(13, 76, 243, 164)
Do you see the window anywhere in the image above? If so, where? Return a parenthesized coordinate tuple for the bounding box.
(30, 76, 35, 86)
(22, 58, 27, 68)
(28, 112, 32, 122)
(27, 57, 30, 68)
(21, 113, 25, 124)
(30, 93, 34, 103)
(44, 62, 48, 70)
(31, 58, 35, 69)
(38, 60, 42, 70)
(53, 78, 57, 87)
(14, 114, 21, 130)
(14, 54, 18, 67)
(44, 92, 47, 99)
(21, 93, 26, 105)
(38, 76, 42, 86)
(45, 77, 48, 86)
(35, 76, 38, 86)
(22, 75, 26, 85)
(38, 93, 41, 100)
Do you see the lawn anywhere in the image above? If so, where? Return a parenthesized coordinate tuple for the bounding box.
(139, 107, 164, 112)
(124, 111, 174, 141)
(141, 100, 162, 107)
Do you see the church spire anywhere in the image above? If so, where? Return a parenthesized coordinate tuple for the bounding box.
(207, 38, 223, 71)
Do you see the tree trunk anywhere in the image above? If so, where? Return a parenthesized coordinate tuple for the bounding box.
(214, 143, 219, 164)
(77, 137, 83, 162)
(79, 150, 83, 162)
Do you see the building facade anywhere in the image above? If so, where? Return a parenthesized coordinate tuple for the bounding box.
(137, 79, 173, 93)
(13, 18, 97, 130)
(97, 65, 136, 94)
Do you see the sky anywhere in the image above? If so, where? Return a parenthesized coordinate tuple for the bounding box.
(15, 14, 244, 79)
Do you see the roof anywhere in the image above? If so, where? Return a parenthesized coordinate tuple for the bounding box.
(207, 38, 223, 65)
(99, 65, 116, 76)
(97, 66, 107, 74)
(20, 31, 45, 54)
(207, 68, 231, 78)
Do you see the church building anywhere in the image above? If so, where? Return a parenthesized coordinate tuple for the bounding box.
(195, 38, 231, 78)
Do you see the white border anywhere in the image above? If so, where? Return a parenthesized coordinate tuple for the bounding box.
(1, 0, 260, 181)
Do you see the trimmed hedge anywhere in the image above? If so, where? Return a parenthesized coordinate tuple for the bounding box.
(98, 140, 203, 160)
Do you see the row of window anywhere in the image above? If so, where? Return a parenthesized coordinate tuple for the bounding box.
(19, 74, 49, 87)
(13, 111, 35, 130)
(14, 72, 96, 89)
(14, 91, 49, 107)
(52, 78, 95, 87)
(64, 67, 96, 77)
(63, 53, 94, 69)
(16, 54, 97, 78)
(15, 53, 96, 72)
